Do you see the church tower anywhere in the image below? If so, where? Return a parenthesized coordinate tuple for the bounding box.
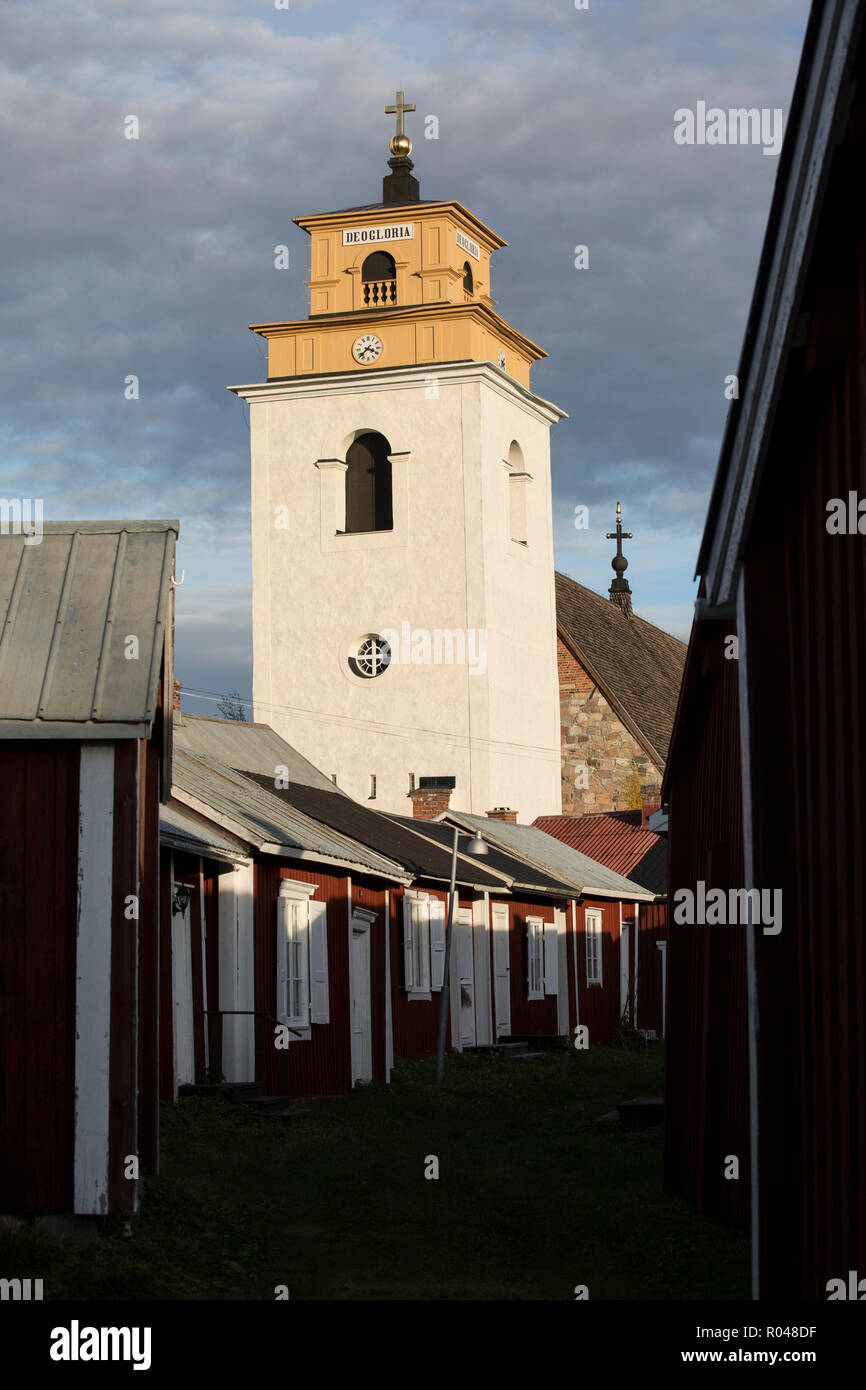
(231, 93, 565, 823)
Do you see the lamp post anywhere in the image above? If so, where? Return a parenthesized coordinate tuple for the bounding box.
(435, 824, 488, 1082)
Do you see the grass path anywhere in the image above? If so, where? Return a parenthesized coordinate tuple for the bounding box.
(0, 1047, 748, 1300)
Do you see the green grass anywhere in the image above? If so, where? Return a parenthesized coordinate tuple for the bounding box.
(0, 1046, 748, 1300)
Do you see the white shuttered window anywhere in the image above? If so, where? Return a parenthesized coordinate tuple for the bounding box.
(585, 908, 603, 986)
(527, 916, 544, 1000)
(403, 894, 432, 996)
(277, 880, 328, 1036)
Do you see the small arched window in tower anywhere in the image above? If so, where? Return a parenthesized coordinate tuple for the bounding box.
(344, 431, 394, 534)
(362, 251, 397, 306)
(463, 261, 474, 295)
(507, 440, 529, 546)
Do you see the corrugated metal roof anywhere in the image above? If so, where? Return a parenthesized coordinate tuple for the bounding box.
(173, 749, 408, 880)
(160, 803, 250, 864)
(242, 775, 508, 890)
(534, 812, 668, 897)
(441, 812, 656, 900)
(387, 814, 576, 897)
(0, 521, 177, 736)
(174, 714, 337, 791)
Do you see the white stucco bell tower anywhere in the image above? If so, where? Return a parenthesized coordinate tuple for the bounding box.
(231, 94, 565, 823)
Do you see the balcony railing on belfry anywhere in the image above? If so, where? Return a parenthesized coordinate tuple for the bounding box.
(363, 278, 397, 306)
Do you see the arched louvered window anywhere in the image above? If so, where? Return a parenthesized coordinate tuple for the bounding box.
(344, 431, 393, 533)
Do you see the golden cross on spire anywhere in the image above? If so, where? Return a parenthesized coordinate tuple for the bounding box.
(385, 89, 415, 145)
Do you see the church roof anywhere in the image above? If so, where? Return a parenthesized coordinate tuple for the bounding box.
(555, 570, 687, 767)
(533, 811, 668, 898)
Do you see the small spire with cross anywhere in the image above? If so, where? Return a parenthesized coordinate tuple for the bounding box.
(382, 88, 420, 205)
(606, 501, 634, 617)
(385, 90, 416, 155)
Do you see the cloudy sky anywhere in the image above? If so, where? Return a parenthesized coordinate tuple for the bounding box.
(1, 0, 811, 714)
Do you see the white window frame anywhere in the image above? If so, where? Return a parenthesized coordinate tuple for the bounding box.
(403, 891, 432, 999)
(526, 915, 545, 1000)
(277, 879, 324, 1040)
(585, 908, 603, 987)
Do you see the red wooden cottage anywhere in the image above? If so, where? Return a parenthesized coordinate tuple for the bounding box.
(533, 801, 668, 1037)
(440, 812, 657, 1049)
(232, 774, 511, 1063)
(663, 0, 866, 1299)
(0, 520, 176, 1218)
(162, 711, 411, 1102)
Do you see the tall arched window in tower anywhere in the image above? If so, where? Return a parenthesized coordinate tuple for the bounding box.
(463, 261, 474, 294)
(362, 251, 397, 306)
(344, 432, 394, 533)
(506, 440, 528, 546)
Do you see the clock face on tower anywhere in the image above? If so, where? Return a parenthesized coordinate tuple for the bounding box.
(353, 334, 383, 364)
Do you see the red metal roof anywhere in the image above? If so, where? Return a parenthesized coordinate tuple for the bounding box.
(533, 811, 662, 884)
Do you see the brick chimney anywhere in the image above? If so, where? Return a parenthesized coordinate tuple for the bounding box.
(173, 679, 182, 712)
(640, 784, 661, 829)
(487, 807, 518, 823)
(409, 776, 455, 820)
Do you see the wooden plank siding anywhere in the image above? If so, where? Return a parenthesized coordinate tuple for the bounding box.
(387, 884, 455, 1060)
(503, 897, 559, 1038)
(635, 902, 667, 1037)
(740, 203, 866, 1294)
(662, 617, 749, 1232)
(255, 860, 355, 1100)
(573, 898, 623, 1047)
(0, 742, 79, 1212)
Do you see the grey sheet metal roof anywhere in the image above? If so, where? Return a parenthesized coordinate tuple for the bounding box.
(174, 713, 338, 791)
(160, 802, 251, 865)
(0, 521, 177, 737)
(173, 748, 410, 881)
(441, 812, 656, 901)
(385, 815, 576, 897)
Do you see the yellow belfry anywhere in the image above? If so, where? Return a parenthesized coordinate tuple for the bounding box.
(249, 89, 547, 388)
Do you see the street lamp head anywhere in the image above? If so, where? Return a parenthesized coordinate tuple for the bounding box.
(466, 832, 488, 856)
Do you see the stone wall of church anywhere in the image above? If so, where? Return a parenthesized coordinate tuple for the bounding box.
(558, 638, 662, 814)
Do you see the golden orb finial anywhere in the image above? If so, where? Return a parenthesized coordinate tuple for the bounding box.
(390, 132, 412, 157)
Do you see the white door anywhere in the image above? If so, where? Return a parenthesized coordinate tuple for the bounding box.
(172, 889, 196, 1091)
(456, 907, 476, 1047)
(491, 903, 511, 1038)
(351, 925, 372, 1084)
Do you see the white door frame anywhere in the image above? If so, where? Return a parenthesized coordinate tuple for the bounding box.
(350, 907, 376, 1085)
(455, 906, 476, 1049)
(171, 879, 196, 1094)
(491, 902, 511, 1038)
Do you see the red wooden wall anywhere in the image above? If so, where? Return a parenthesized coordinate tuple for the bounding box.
(255, 861, 362, 1100)
(662, 618, 749, 1232)
(0, 742, 79, 1212)
(504, 897, 559, 1037)
(388, 884, 456, 1060)
(573, 898, 623, 1047)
